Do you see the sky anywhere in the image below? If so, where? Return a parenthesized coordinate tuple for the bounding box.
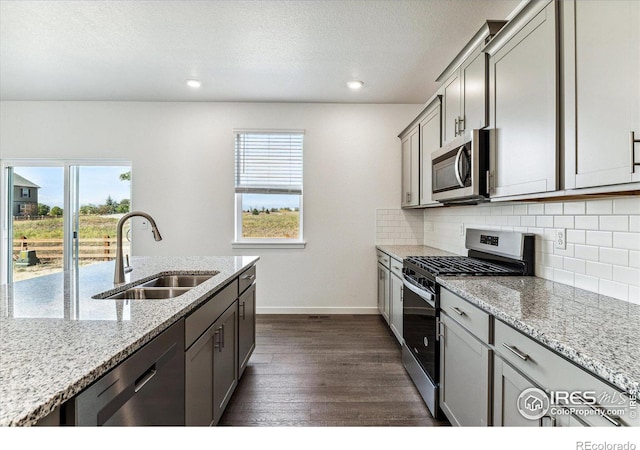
(13, 166, 131, 208)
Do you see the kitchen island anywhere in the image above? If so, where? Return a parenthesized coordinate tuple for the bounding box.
(0, 255, 258, 426)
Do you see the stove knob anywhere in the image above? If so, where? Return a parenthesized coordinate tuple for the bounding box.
(423, 337, 429, 347)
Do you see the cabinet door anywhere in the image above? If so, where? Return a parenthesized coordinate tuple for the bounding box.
(442, 72, 462, 145)
(563, 0, 640, 188)
(389, 271, 403, 344)
(461, 48, 488, 137)
(401, 126, 419, 207)
(185, 323, 216, 426)
(213, 301, 238, 425)
(439, 313, 491, 426)
(377, 263, 390, 324)
(493, 356, 547, 427)
(419, 103, 442, 206)
(488, 1, 558, 197)
(238, 283, 256, 378)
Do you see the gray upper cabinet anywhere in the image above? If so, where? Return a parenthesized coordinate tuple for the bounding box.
(563, 0, 640, 189)
(438, 21, 506, 146)
(400, 124, 420, 207)
(419, 98, 442, 206)
(485, 1, 559, 198)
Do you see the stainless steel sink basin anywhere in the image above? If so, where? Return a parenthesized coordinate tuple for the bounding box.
(140, 274, 214, 288)
(105, 287, 192, 300)
(93, 271, 219, 300)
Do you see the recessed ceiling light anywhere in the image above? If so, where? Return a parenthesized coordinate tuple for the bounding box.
(186, 79, 202, 88)
(347, 80, 364, 90)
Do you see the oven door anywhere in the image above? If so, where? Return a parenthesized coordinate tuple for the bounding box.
(402, 277, 439, 384)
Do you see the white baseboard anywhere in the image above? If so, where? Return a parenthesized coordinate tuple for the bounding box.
(256, 306, 379, 315)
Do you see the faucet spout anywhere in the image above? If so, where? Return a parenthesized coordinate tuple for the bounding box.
(114, 211, 162, 284)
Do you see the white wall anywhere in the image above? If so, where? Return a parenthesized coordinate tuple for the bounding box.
(0, 101, 421, 313)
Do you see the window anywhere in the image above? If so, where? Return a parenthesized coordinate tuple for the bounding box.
(1, 161, 131, 284)
(21, 188, 30, 198)
(233, 130, 304, 248)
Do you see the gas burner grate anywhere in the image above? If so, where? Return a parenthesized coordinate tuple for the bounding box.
(406, 256, 522, 276)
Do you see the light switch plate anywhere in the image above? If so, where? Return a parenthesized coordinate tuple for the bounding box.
(555, 229, 566, 250)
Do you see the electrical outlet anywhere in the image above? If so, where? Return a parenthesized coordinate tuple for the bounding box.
(555, 229, 566, 250)
(140, 219, 149, 230)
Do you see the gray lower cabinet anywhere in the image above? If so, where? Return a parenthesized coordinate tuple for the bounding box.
(493, 355, 546, 427)
(238, 282, 256, 378)
(389, 270, 403, 344)
(185, 300, 238, 426)
(377, 261, 390, 324)
(439, 312, 491, 426)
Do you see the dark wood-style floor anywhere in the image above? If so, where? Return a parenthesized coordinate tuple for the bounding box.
(219, 314, 450, 426)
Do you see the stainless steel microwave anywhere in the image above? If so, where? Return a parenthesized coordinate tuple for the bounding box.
(431, 129, 491, 204)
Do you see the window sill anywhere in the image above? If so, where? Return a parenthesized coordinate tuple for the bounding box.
(232, 241, 306, 249)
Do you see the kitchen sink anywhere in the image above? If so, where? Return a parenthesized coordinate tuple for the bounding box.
(140, 274, 215, 288)
(93, 271, 218, 300)
(105, 287, 192, 300)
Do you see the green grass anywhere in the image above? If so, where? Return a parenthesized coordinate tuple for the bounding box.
(13, 215, 126, 240)
(242, 210, 299, 238)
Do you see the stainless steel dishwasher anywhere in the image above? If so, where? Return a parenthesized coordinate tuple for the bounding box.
(66, 319, 185, 426)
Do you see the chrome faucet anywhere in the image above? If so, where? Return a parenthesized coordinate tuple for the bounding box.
(114, 211, 162, 284)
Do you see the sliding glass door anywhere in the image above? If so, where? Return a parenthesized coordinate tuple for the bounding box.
(1, 161, 131, 284)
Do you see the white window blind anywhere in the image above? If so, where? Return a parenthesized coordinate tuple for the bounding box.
(235, 131, 303, 194)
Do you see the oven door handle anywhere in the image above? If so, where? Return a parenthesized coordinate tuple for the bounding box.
(402, 278, 436, 308)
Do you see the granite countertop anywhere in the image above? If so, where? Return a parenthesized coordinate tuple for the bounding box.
(0, 255, 259, 426)
(376, 244, 456, 260)
(438, 276, 640, 394)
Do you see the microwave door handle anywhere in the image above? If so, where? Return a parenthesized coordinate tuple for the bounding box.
(454, 145, 465, 187)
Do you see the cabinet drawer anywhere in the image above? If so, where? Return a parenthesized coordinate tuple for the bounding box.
(390, 257, 403, 279)
(238, 265, 256, 296)
(185, 280, 238, 349)
(494, 320, 637, 427)
(440, 288, 490, 344)
(376, 250, 390, 268)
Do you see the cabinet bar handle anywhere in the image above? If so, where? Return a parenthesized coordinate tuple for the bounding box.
(573, 394, 621, 427)
(502, 343, 529, 361)
(458, 116, 465, 134)
(486, 170, 491, 195)
(242, 274, 256, 281)
(451, 306, 466, 316)
(213, 329, 221, 350)
(454, 117, 459, 136)
(631, 131, 640, 173)
(392, 266, 401, 271)
(240, 301, 246, 319)
(220, 324, 225, 349)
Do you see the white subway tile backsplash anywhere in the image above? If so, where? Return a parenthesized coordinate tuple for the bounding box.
(563, 257, 586, 274)
(563, 201, 585, 215)
(575, 216, 599, 230)
(566, 229, 585, 244)
(599, 247, 628, 266)
(586, 231, 613, 247)
(613, 266, 640, 286)
(413, 196, 640, 303)
(586, 261, 613, 280)
(613, 197, 640, 215)
(599, 216, 629, 232)
(528, 204, 544, 215)
(554, 216, 574, 229)
(574, 273, 599, 292)
(545, 203, 563, 215)
(574, 244, 599, 261)
(599, 279, 628, 301)
(586, 199, 613, 215)
(536, 216, 554, 228)
(613, 232, 640, 250)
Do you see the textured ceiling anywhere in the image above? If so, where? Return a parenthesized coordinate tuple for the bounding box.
(0, 0, 520, 103)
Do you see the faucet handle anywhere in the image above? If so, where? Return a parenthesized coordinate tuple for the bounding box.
(124, 254, 133, 273)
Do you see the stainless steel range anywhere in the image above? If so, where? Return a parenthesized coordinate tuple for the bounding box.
(401, 228, 535, 419)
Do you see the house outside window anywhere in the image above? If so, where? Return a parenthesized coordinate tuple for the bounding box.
(21, 188, 29, 198)
(233, 130, 305, 248)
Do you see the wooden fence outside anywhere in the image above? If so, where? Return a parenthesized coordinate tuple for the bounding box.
(13, 237, 124, 261)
